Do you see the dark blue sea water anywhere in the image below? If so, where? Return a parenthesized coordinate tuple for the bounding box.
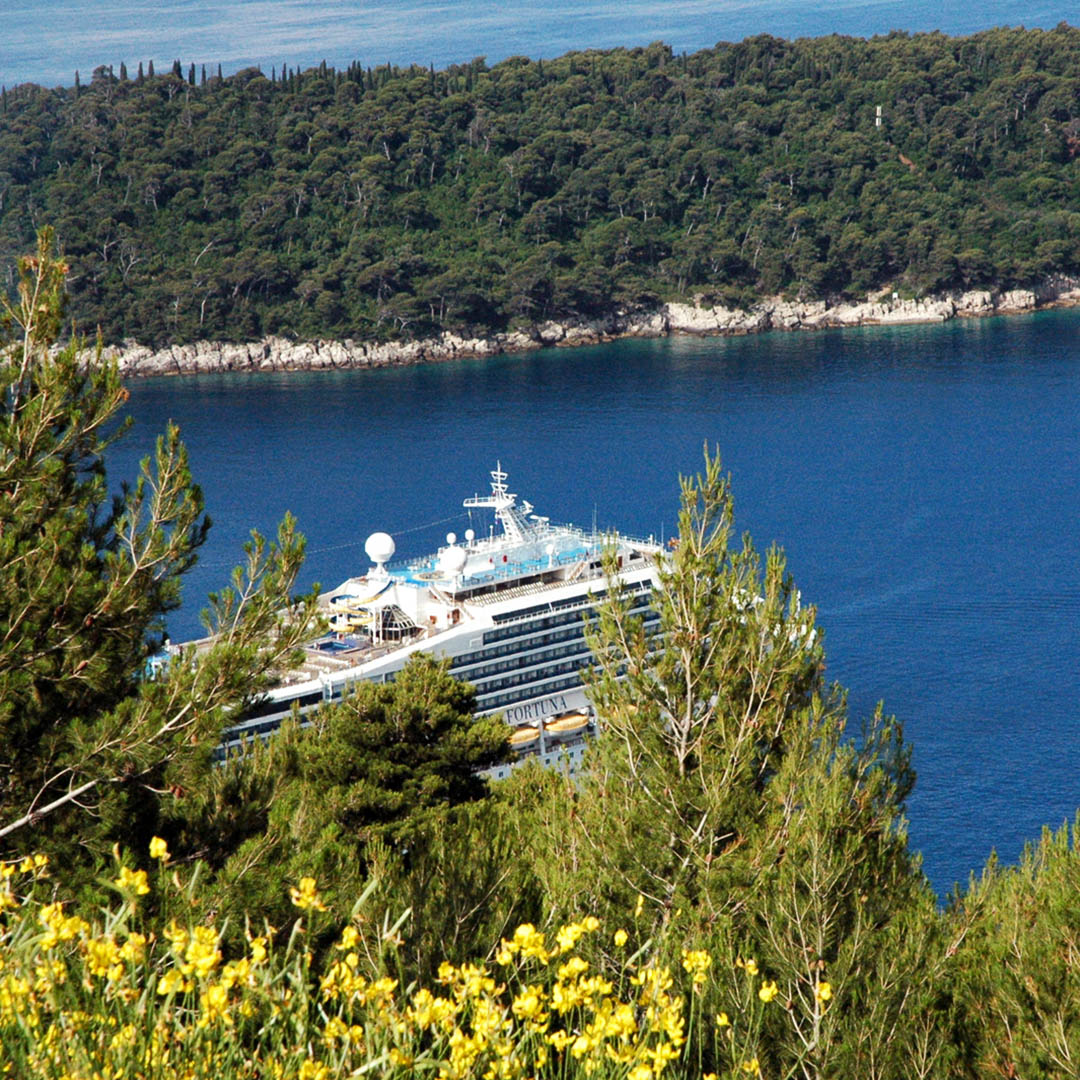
(111, 310, 1080, 896)
(7, 0, 1077, 89)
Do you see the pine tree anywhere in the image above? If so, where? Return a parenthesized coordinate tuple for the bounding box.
(523, 448, 938, 1076)
(177, 655, 511, 943)
(0, 229, 320, 871)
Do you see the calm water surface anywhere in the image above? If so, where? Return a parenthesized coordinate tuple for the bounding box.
(8, 0, 1078, 88)
(112, 310, 1080, 896)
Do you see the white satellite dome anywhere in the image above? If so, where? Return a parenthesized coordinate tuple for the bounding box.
(438, 543, 468, 575)
(364, 531, 396, 569)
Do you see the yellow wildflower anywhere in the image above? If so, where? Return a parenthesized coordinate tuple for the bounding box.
(759, 979, 779, 1003)
(119, 932, 147, 964)
(149, 836, 169, 861)
(741, 1059, 761, 1076)
(82, 936, 121, 979)
(198, 981, 232, 1027)
(736, 957, 758, 977)
(323, 1015, 349, 1045)
(289, 876, 328, 911)
(816, 980, 833, 1003)
(681, 949, 712, 985)
(114, 865, 150, 896)
(157, 969, 190, 996)
(635, 894, 645, 918)
(248, 935, 268, 965)
(183, 925, 221, 978)
(512, 923, 550, 963)
(556, 921, 586, 953)
(511, 985, 548, 1024)
(716, 1011, 731, 1028)
(547, 1030, 572, 1052)
(614, 928, 628, 947)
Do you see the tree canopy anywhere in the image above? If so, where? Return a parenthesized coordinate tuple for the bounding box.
(1, 27, 1079, 347)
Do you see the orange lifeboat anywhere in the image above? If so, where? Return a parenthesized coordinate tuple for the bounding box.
(509, 725, 540, 748)
(544, 712, 590, 736)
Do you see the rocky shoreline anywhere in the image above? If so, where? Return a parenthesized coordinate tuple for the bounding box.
(95, 277, 1080, 378)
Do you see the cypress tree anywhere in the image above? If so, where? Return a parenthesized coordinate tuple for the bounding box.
(74, 70, 80, 91)
(201, 64, 206, 86)
(137, 61, 144, 83)
(188, 63, 195, 85)
(119, 62, 128, 81)
(171, 59, 182, 78)
(148, 59, 155, 77)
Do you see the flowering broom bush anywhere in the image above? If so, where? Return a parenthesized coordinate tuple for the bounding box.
(0, 843, 828, 1079)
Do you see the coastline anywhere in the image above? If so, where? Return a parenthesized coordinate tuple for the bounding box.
(95, 278, 1080, 378)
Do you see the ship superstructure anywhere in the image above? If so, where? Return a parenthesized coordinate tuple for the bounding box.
(221, 465, 661, 777)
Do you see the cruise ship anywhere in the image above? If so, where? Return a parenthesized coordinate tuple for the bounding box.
(220, 465, 661, 778)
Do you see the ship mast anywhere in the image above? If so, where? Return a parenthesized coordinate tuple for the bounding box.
(463, 462, 531, 542)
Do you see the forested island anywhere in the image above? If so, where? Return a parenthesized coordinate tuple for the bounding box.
(2, 25, 1080, 359)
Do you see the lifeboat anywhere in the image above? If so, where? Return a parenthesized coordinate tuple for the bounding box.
(543, 712, 590, 737)
(508, 725, 540, 748)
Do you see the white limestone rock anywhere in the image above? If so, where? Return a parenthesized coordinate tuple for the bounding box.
(997, 289, 1036, 311)
(956, 290, 994, 314)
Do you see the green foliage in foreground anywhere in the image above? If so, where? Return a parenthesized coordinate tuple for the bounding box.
(2, 26, 1080, 346)
(9, 231, 1080, 1077)
(0, 230, 321, 895)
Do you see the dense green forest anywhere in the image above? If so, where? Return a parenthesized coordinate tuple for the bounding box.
(7, 233, 1080, 1079)
(2, 26, 1079, 347)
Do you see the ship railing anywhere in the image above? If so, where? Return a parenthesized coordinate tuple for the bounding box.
(381, 525, 658, 575)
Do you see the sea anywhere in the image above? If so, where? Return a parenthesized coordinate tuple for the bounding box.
(109, 310, 1080, 898)
(4, 0, 1078, 89)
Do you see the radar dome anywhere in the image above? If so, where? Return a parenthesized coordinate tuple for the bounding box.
(365, 532, 396, 567)
(464, 528, 476, 543)
(438, 544, 468, 575)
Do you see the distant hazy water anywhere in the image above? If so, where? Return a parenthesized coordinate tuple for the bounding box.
(7, 0, 1077, 88)
(111, 309, 1080, 896)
